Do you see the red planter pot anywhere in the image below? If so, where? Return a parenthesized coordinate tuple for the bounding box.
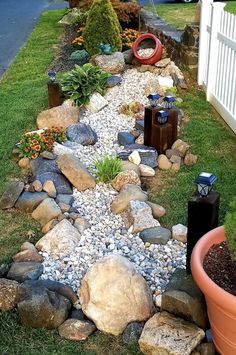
(191, 226, 236, 355)
(132, 33, 163, 65)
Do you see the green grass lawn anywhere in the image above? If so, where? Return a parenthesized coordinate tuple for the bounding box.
(145, 2, 236, 30)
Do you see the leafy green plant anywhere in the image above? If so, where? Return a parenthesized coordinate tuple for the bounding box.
(61, 63, 110, 106)
(19, 127, 66, 160)
(94, 155, 122, 183)
(83, 0, 122, 55)
(224, 197, 236, 261)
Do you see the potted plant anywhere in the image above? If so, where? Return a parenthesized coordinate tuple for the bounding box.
(191, 197, 236, 355)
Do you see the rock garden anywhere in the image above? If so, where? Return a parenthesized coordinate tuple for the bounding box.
(1, 1, 236, 354)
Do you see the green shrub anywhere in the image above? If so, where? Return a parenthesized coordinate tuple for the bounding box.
(224, 197, 236, 261)
(61, 63, 110, 106)
(94, 155, 122, 183)
(83, 0, 122, 55)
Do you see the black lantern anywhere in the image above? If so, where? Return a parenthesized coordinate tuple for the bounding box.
(156, 110, 168, 124)
(195, 172, 217, 197)
(163, 95, 176, 109)
(147, 93, 160, 107)
(48, 70, 56, 82)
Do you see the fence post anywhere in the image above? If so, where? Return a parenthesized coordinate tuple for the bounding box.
(198, 0, 212, 86)
(206, 2, 226, 100)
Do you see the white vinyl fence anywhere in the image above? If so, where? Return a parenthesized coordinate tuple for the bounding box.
(198, 0, 236, 133)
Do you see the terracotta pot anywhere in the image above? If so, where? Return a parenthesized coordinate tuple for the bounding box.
(191, 226, 236, 355)
(132, 33, 163, 65)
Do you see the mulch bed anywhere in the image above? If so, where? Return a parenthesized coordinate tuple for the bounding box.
(203, 241, 236, 296)
(49, 24, 80, 73)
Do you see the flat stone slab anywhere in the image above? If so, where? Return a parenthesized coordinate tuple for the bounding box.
(0, 181, 24, 209)
(15, 192, 48, 213)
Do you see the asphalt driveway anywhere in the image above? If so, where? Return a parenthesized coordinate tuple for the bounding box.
(0, 0, 67, 77)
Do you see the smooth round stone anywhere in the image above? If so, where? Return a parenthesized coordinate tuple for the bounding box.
(140, 227, 171, 245)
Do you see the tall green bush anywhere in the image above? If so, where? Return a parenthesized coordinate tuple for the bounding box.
(83, 0, 122, 55)
(225, 197, 236, 261)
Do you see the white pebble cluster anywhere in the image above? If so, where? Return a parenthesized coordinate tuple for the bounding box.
(41, 68, 186, 299)
(137, 48, 155, 58)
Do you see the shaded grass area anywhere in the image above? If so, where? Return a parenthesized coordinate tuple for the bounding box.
(0, 10, 66, 264)
(145, 2, 236, 30)
(0, 9, 141, 355)
(149, 82, 236, 228)
(0, 311, 141, 355)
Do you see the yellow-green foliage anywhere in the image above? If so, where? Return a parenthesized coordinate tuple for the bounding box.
(83, 0, 122, 55)
(225, 197, 236, 261)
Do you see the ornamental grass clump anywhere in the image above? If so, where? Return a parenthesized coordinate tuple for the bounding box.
(61, 63, 110, 106)
(94, 155, 122, 183)
(19, 127, 66, 160)
(224, 197, 236, 261)
(83, 0, 122, 55)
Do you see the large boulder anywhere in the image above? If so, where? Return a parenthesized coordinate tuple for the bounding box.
(36, 219, 81, 259)
(0, 279, 19, 311)
(15, 192, 48, 213)
(91, 52, 125, 74)
(0, 181, 24, 209)
(57, 154, 96, 191)
(17, 283, 71, 329)
(111, 184, 148, 214)
(32, 198, 61, 227)
(58, 319, 96, 341)
(66, 123, 97, 145)
(36, 100, 80, 129)
(111, 170, 141, 192)
(139, 312, 205, 355)
(79, 255, 154, 336)
(7, 262, 43, 283)
(123, 200, 160, 234)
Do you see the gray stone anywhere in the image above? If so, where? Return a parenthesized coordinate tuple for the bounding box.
(161, 268, 208, 329)
(118, 132, 135, 146)
(56, 194, 74, 205)
(135, 120, 144, 131)
(106, 75, 122, 88)
(0, 181, 24, 209)
(58, 319, 96, 341)
(119, 144, 158, 168)
(7, 262, 43, 283)
(123, 200, 160, 233)
(20, 242, 37, 253)
(0, 264, 10, 277)
(172, 223, 188, 243)
(31, 157, 73, 194)
(111, 184, 148, 214)
(32, 198, 61, 227)
(122, 322, 144, 344)
(140, 227, 171, 245)
(121, 160, 140, 176)
(17, 283, 71, 329)
(74, 217, 90, 234)
(15, 192, 48, 213)
(139, 311, 205, 355)
(123, 49, 134, 65)
(69, 309, 86, 321)
(91, 52, 125, 74)
(66, 123, 97, 146)
(40, 151, 56, 160)
(196, 343, 216, 355)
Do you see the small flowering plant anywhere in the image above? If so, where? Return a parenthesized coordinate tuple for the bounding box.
(120, 28, 140, 50)
(72, 27, 85, 48)
(19, 127, 66, 160)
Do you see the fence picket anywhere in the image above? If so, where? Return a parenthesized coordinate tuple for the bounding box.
(198, 0, 236, 133)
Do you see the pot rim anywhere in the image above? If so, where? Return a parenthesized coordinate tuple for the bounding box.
(191, 226, 236, 311)
(133, 33, 161, 60)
